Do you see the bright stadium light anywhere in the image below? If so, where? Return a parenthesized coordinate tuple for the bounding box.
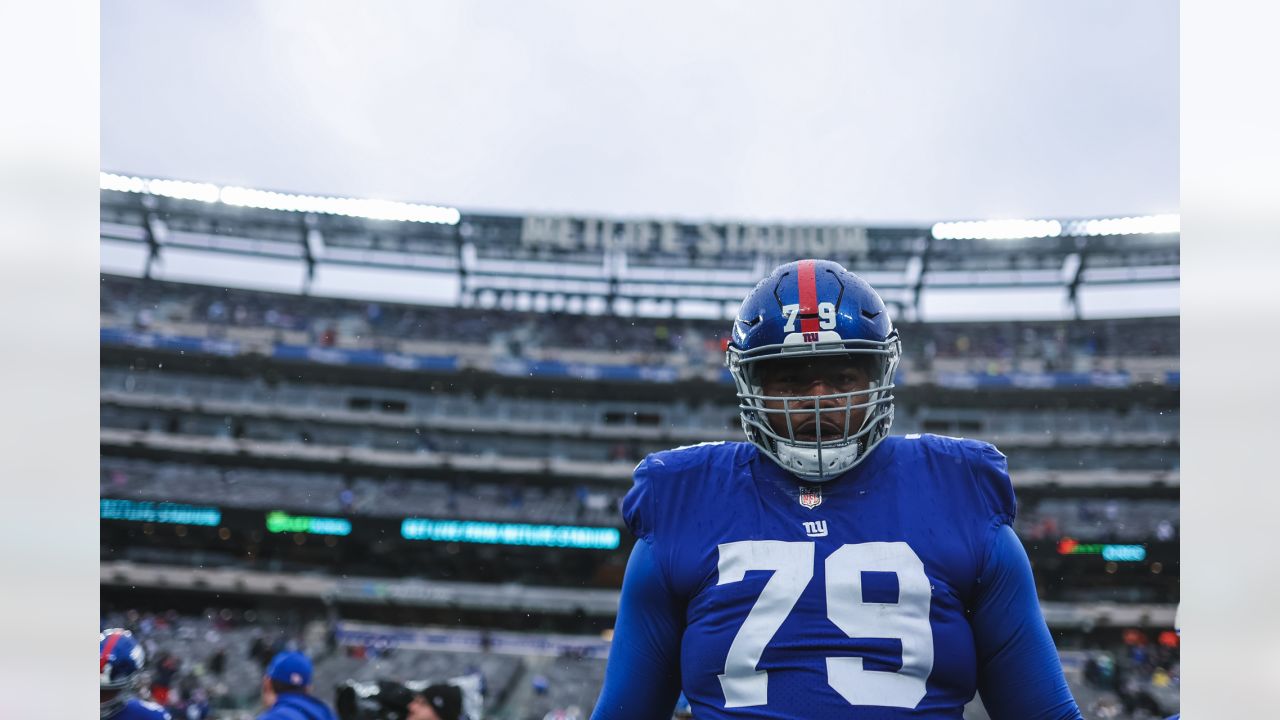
(101, 171, 461, 225)
(931, 219, 1062, 241)
(100, 172, 148, 194)
(146, 178, 221, 203)
(1065, 214, 1180, 237)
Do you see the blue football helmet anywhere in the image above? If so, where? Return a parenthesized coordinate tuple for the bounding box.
(727, 259, 900, 482)
(100, 628, 146, 719)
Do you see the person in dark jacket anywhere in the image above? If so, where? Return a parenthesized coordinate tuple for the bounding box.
(257, 651, 337, 720)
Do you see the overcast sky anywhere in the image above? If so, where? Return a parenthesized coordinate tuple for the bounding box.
(102, 0, 1177, 226)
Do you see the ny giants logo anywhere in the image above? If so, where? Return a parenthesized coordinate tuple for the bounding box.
(802, 520, 829, 538)
(802, 331, 820, 343)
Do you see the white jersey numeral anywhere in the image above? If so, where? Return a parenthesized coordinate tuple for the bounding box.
(716, 540, 814, 707)
(824, 542, 933, 707)
(715, 541, 935, 709)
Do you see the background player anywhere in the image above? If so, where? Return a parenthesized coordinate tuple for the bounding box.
(257, 651, 338, 720)
(592, 259, 1083, 719)
(101, 628, 171, 720)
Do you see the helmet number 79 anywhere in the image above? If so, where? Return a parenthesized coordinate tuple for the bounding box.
(716, 540, 933, 709)
(781, 302, 838, 333)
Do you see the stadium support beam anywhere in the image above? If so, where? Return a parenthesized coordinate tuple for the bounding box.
(141, 196, 164, 280)
(1064, 249, 1087, 320)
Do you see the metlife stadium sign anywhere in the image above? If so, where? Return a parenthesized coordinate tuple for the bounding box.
(519, 215, 870, 258)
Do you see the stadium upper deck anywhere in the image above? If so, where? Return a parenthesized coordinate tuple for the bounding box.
(100, 173, 1178, 317)
(101, 274, 1178, 388)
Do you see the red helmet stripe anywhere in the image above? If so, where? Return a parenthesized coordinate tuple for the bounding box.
(100, 632, 123, 673)
(797, 259, 820, 333)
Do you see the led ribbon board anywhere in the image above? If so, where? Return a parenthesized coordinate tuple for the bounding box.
(401, 518, 621, 550)
(265, 511, 352, 536)
(101, 499, 221, 526)
(1057, 538, 1148, 562)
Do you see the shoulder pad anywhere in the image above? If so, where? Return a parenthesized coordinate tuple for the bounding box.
(644, 441, 735, 471)
(900, 432, 990, 456)
(963, 440, 1016, 523)
(902, 434, 1016, 522)
(622, 442, 751, 541)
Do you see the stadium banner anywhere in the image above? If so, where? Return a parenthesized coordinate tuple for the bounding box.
(514, 215, 872, 260)
(102, 504, 629, 554)
(401, 517, 621, 550)
(100, 498, 222, 526)
(265, 510, 353, 536)
(333, 619, 612, 658)
(272, 343, 458, 372)
(99, 327, 240, 357)
(101, 325, 1168, 389)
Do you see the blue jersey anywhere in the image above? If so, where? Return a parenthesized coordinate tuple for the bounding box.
(111, 699, 172, 720)
(592, 435, 1081, 720)
(257, 693, 338, 720)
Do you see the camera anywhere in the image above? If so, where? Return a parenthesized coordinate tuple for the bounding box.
(335, 676, 480, 720)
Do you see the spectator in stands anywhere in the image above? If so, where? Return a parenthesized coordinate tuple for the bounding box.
(257, 651, 337, 720)
(151, 652, 180, 705)
(208, 647, 226, 678)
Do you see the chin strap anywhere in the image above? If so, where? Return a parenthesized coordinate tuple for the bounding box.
(774, 436, 863, 483)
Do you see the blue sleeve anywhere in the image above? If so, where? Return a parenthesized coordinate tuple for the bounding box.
(620, 456, 655, 541)
(591, 539, 684, 720)
(972, 524, 1083, 720)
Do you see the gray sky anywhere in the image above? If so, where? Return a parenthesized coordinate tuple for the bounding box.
(102, 0, 1177, 225)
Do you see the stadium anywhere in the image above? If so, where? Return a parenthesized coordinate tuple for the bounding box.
(99, 173, 1178, 720)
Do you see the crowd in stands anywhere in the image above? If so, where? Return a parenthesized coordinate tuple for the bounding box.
(1073, 630, 1181, 719)
(103, 609, 1176, 720)
(1017, 498, 1179, 544)
(100, 608, 311, 719)
(100, 275, 1179, 371)
(100, 609, 518, 720)
(100, 608, 621, 720)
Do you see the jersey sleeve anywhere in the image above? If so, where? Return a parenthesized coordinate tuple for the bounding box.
(620, 456, 655, 541)
(972, 524, 1082, 720)
(590, 539, 684, 720)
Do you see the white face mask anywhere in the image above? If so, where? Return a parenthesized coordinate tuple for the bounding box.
(729, 343, 901, 483)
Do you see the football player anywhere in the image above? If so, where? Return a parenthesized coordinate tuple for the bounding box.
(257, 651, 338, 720)
(592, 260, 1083, 719)
(101, 628, 172, 720)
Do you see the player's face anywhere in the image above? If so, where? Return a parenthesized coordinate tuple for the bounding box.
(758, 355, 873, 442)
(407, 696, 443, 720)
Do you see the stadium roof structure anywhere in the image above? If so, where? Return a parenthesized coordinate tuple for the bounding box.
(100, 172, 1179, 321)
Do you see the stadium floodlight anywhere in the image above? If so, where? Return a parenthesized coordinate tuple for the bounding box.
(146, 178, 221, 204)
(1064, 214, 1180, 237)
(100, 171, 461, 225)
(220, 186, 461, 224)
(100, 172, 148, 194)
(931, 219, 1063, 241)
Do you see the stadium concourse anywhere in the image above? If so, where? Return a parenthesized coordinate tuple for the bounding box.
(99, 179, 1178, 720)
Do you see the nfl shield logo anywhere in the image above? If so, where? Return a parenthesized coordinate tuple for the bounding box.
(798, 485, 823, 509)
